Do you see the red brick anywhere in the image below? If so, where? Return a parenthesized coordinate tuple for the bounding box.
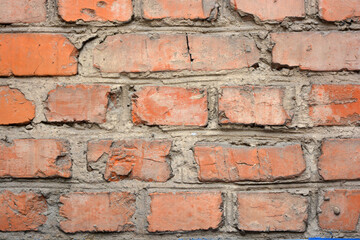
(319, 189, 360, 231)
(219, 86, 290, 125)
(309, 85, 360, 126)
(319, 0, 360, 21)
(272, 32, 360, 71)
(0, 86, 35, 125)
(237, 193, 308, 232)
(194, 143, 305, 182)
(0, 34, 78, 76)
(88, 139, 172, 182)
(93, 34, 260, 73)
(58, 0, 133, 22)
(0, 191, 47, 231)
(230, 0, 305, 21)
(93, 34, 189, 73)
(319, 139, 360, 181)
(142, 0, 217, 20)
(147, 192, 222, 232)
(188, 34, 260, 71)
(132, 86, 208, 126)
(45, 85, 110, 123)
(60, 192, 135, 233)
(0, 0, 46, 23)
(0, 139, 71, 178)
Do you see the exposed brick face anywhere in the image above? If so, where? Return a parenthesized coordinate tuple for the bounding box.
(87, 139, 172, 182)
(58, 0, 133, 22)
(230, 0, 305, 21)
(237, 193, 308, 232)
(0, 0, 46, 23)
(272, 32, 360, 71)
(319, 139, 360, 180)
(309, 85, 360, 126)
(0, 34, 78, 76)
(319, 189, 360, 231)
(2, 0, 360, 238)
(0, 139, 71, 178)
(93, 34, 259, 73)
(319, 0, 360, 21)
(59, 192, 136, 233)
(0, 86, 35, 125)
(147, 192, 222, 232)
(132, 86, 208, 126)
(45, 85, 110, 123)
(219, 86, 290, 125)
(142, 0, 217, 20)
(0, 191, 47, 231)
(194, 143, 305, 182)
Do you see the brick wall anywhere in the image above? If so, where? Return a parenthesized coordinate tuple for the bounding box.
(0, 0, 360, 239)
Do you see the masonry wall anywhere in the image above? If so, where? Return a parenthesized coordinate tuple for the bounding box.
(0, 0, 360, 239)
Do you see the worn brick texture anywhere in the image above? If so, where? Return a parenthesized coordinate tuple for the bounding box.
(0, 0, 359, 239)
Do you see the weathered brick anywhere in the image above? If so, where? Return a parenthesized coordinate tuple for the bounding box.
(93, 34, 190, 73)
(87, 139, 172, 182)
(0, 0, 46, 23)
(237, 193, 308, 232)
(309, 85, 360, 126)
(230, 0, 305, 21)
(219, 86, 290, 125)
(142, 0, 217, 20)
(132, 86, 208, 126)
(187, 34, 260, 71)
(194, 143, 305, 182)
(0, 34, 78, 76)
(272, 32, 360, 71)
(147, 192, 222, 232)
(0, 191, 47, 231)
(319, 189, 360, 231)
(319, 0, 360, 21)
(0, 86, 35, 125)
(0, 139, 71, 178)
(319, 139, 360, 180)
(58, 0, 133, 22)
(60, 192, 135, 233)
(93, 34, 260, 73)
(45, 85, 110, 123)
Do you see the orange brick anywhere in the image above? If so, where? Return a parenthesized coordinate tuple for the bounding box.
(219, 86, 290, 126)
(319, 139, 360, 180)
(0, 191, 47, 231)
(319, 0, 360, 21)
(0, 34, 78, 76)
(230, 0, 305, 21)
(142, 0, 217, 20)
(60, 192, 135, 233)
(0, 0, 46, 23)
(0, 139, 71, 178)
(147, 192, 222, 232)
(0, 86, 35, 125)
(309, 85, 360, 126)
(58, 0, 133, 22)
(238, 193, 308, 232)
(87, 139, 172, 182)
(194, 143, 305, 182)
(132, 86, 208, 126)
(272, 32, 360, 71)
(45, 85, 110, 123)
(319, 189, 360, 231)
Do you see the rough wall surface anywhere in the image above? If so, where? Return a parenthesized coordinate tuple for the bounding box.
(0, 0, 360, 239)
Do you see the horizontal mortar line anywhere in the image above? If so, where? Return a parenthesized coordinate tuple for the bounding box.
(0, 26, 358, 34)
(0, 180, 359, 191)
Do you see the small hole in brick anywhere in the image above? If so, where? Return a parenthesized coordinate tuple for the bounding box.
(97, 1, 107, 8)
